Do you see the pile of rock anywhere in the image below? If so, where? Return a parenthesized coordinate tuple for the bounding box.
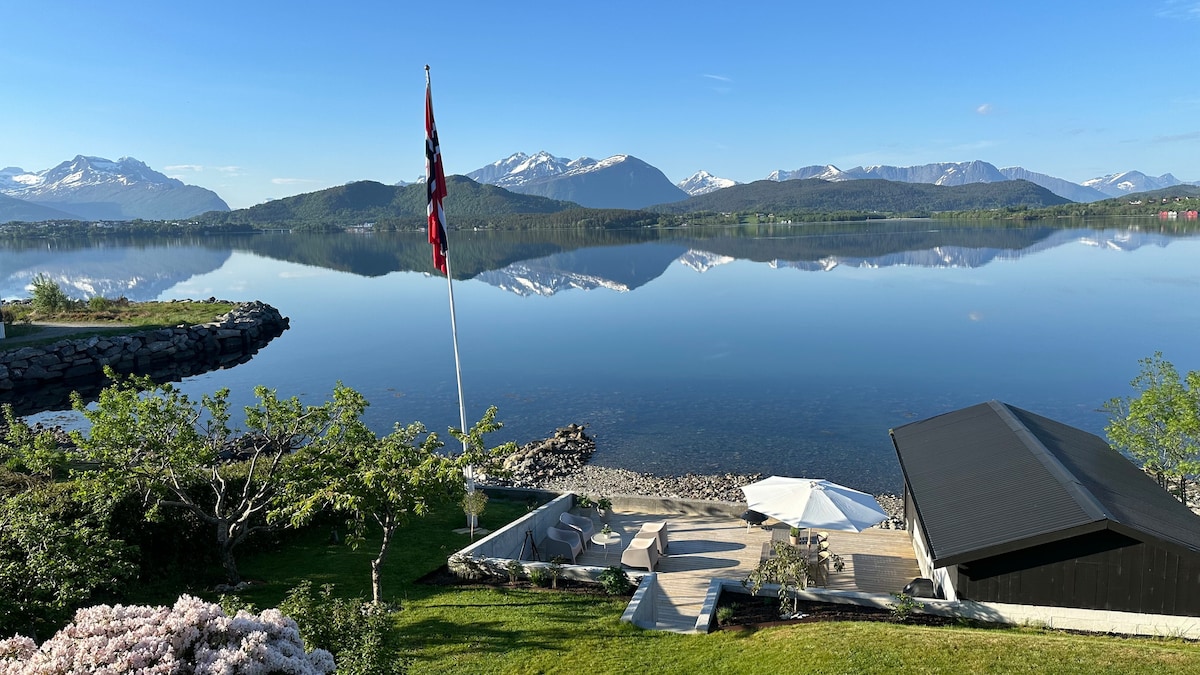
(493, 423, 595, 487)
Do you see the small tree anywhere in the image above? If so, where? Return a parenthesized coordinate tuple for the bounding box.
(744, 541, 812, 618)
(275, 405, 516, 604)
(1103, 352, 1200, 502)
(461, 489, 489, 541)
(29, 273, 72, 314)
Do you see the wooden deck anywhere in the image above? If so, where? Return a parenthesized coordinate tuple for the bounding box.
(576, 510, 920, 632)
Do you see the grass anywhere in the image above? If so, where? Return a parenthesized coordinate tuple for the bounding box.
(4, 298, 237, 327)
(2, 299, 237, 348)
(135, 495, 1200, 675)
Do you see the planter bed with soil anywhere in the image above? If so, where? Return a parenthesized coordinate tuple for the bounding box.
(712, 590, 966, 631)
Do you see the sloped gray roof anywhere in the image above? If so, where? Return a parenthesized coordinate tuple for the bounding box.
(890, 400, 1200, 566)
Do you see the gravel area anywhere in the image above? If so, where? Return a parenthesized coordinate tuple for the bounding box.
(481, 423, 906, 528)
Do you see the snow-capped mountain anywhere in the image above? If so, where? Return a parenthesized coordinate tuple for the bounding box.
(1081, 171, 1184, 198)
(767, 165, 853, 182)
(467, 151, 583, 188)
(999, 167, 1108, 203)
(764, 160, 1128, 203)
(467, 152, 688, 209)
(678, 249, 735, 272)
(1, 155, 229, 221)
(853, 160, 1007, 185)
(677, 170, 738, 196)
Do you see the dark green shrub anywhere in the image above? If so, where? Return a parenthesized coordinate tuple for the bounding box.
(528, 567, 549, 587)
(597, 566, 632, 595)
(505, 559, 524, 583)
(888, 592, 924, 622)
(30, 274, 72, 313)
(279, 580, 406, 675)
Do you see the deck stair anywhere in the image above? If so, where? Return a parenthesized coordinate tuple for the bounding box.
(574, 509, 919, 633)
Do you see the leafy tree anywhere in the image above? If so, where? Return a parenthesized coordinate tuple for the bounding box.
(1103, 352, 1200, 502)
(275, 405, 515, 603)
(68, 369, 368, 584)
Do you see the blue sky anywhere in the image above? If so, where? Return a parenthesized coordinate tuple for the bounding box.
(3, 1, 1199, 209)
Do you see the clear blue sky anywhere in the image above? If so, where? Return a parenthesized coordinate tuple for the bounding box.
(3, 1, 1198, 209)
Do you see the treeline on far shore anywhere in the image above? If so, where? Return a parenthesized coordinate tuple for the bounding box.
(937, 185, 1200, 220)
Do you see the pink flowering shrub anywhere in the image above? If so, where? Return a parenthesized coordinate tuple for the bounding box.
(0, 595, 334, 675)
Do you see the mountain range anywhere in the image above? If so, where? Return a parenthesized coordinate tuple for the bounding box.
(0, 156, 229, 222)
(470, 152, 1197, 208)
(465, 152, 688, 209)
(3, 152, 1197, 226)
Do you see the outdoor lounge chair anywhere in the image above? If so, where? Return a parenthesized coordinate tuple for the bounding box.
(545, 524, 584, 564)
(635, 521, 668, 553)
(620, 535, 659, 571)
(559, 512, 596, 545)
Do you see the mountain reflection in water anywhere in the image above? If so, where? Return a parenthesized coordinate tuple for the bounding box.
(4, 219, 1199, 494)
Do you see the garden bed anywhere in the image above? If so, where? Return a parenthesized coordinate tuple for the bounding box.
(417, 563, 629, 597)
(712, 590, 962, 630)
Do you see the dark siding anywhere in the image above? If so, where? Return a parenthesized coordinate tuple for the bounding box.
(955, 531, 1200, 616)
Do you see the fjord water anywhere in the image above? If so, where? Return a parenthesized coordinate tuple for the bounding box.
(4, 219, 1199, 494)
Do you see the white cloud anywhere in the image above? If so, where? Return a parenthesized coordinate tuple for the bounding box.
(1151, 130, 1200, 143)
(271, 178, 319, 185)
(216, 166, 243, 174)
(164, 164, 204, 172)
(976, 103, 994, 115)
(703, 74, 732, 82)
(1157, 1, 1200, 20)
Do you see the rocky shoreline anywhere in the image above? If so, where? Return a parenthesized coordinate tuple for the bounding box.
(483, 423, 906, 528)
(0, 300, 288, 417)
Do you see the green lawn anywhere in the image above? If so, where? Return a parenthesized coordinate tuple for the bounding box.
(3, 300, 237, 348)
(167, 498, 1200, 674)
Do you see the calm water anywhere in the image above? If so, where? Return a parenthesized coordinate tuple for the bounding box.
(4, 219, 1199, 494)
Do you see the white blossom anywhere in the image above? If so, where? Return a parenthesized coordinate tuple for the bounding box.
(0, 596, 334, 675)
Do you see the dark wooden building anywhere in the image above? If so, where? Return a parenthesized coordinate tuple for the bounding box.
(890, 401, 1200, 617)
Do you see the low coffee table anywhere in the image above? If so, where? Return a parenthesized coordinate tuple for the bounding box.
(591, 531, 622, 560)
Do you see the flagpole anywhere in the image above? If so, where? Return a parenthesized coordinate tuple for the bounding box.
(425, 66, 476, 505)
(442, 254, 472, 478)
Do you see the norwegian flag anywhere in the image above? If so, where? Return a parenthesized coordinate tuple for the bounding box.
(425, 72, 448, 275)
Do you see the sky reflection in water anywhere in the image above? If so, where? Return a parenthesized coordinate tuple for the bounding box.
(8, 222, 1200, 494)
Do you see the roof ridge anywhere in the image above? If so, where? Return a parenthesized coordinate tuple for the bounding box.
(987, 400, 1113, 523)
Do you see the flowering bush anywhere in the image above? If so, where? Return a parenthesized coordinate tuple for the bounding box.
(0, 595, 334, 674)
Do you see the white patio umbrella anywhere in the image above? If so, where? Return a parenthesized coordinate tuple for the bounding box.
(740, 476, 889, 537)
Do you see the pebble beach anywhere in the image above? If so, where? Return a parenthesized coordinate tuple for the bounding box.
(481, 423, 906, 528)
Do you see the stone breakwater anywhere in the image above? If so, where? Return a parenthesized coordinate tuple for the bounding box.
(0, 301, 289, 416)
(484, 423, 905, 527)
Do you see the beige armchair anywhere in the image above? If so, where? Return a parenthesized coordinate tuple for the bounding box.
(620, 535, 659, 571)
(546, 524, 584, 564)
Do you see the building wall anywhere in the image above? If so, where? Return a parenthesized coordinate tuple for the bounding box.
(954, 530, 1200, 617)
(904, 486, 957, 600)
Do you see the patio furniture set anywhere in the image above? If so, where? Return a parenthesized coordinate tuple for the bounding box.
(544, 511, 669, 571)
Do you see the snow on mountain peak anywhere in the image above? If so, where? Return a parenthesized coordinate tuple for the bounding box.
(677, 170, 737, 196)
